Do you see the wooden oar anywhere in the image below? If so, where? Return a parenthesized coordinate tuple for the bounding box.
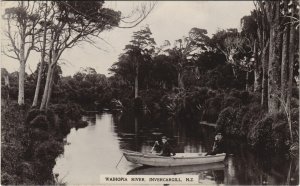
(115, 154, 124, 168)
(150, 141, 158, 153)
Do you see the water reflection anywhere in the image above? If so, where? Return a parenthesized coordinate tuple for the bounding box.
(54, 112, 299, 185)
(127, 162, 225, 175)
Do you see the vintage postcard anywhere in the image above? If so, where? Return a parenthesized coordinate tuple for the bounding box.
(1, 0, 299, 185)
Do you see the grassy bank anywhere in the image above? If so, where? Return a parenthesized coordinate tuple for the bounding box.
(1, 102, 87, 185)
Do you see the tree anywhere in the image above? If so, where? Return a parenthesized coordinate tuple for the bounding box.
(280, 0, 290, 105)
(252, 3, 270, 108)
(211, 29, 249, 79)
(211, 28, 252, 91)
(123, 25, 156, 98)
(39, 1, 121, 110)
(3, 2, 41, 105)
(265, 1, 281, 113)
(241, 13, 260, 92)
(32, 2, 49, 107)
(167, 28, 210, 89)
(286, 0, 298, 129)
(151, 55, 177, 89)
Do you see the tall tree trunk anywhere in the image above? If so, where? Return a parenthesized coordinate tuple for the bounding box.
(267, 2, 281, 113)
(134, 58, 139, 98)
(280, 0, 290, 106)
(287, 0, 296, 133)
(40, 64, 53, 110)
(18, 59, 25, 105)
(32, 3, 47, 107)
(45, 66, 55, 108)
(4, 75, 10, 88)
(253, 41, 261, 92)
(261, 40, 269, 108)
(246, 71, 249, 91)
(162, 81, 166, 89)
(17, 1, 26, 106)
(40, 50, 57, 110)
(178, 71, 184, 89)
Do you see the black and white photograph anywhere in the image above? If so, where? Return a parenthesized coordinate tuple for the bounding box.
(1, 0, 299, 185)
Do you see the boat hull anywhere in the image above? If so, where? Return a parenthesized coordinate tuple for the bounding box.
(123, 151, 226, 167)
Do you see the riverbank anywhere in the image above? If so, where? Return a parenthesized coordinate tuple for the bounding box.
(122, 88, 299, 154)
(1, 101, 87, 185)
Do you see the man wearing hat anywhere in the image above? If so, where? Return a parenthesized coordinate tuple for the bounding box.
(153, 136, 176, 156)
(206, 132, 225, 155)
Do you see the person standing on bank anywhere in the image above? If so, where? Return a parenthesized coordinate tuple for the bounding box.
(152, 136, 176, 156)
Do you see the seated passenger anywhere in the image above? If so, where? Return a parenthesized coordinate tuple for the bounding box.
(206, 133, 225, 155)
(154, 136, 176, 156)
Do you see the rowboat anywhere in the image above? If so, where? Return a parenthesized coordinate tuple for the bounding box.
(127, 162, 225, 175)
(123, 150, 226, 167)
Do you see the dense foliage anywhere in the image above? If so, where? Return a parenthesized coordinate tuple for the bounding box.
(1, 102, 87, 184)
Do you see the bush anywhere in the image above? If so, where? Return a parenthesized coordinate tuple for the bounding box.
(216, 107, 244, 136)
(247, 112, 292, 152)
(64, 103, 82, 121)
(240, 103, 265, 136)
(134, 97, 144, 110)
(1, 173, 18, 185)
(29, 115, 49, 130)
(204, 96, 223, 122)
(75, 120, 88, 130)
(222, 96, 242, 108)
(33, 139, 64, 162)
(28, 128, 50, 142)
(248, 115, 273, 150)
(26, 109, 45, 124)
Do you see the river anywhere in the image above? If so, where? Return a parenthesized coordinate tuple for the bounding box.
(53, 112, 299, 185)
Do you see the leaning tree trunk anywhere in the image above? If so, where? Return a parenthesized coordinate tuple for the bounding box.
(32, 4, 48, 107)
(40, 64, 53, 110)
(45, 65, 55, 108)
(280, 0, 290, 106)
(267, 2, 281, 113)
(40, 51, 58, 110)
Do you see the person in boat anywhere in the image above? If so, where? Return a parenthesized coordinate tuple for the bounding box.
(153, 136, 176, 156)
(206, 133, 225, 155)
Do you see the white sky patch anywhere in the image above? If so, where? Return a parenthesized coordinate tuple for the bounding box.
(1, 1, 254, 77)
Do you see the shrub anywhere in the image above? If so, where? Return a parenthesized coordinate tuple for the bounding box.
(204, 96, 223, 122)
(248, 112, 292, 152)
(222, 96, 242, 108)
(29, 115, 49, 130)
(216, 107, 244, 136)
(240, 103, 265, 136)
(28, 128, 50, 142)
(248, 115, 273, 150)
(134, 97, 144, 110)
(1, 173, 18, 185)
(33, 139, 64, 162)
(75, 120, 88, 130)
(26, 109, 45, 125)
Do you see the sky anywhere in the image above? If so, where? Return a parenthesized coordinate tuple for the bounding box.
(1, 1, 255, 77)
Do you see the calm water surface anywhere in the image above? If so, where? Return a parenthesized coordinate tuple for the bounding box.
(53, 112, 299, 185)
